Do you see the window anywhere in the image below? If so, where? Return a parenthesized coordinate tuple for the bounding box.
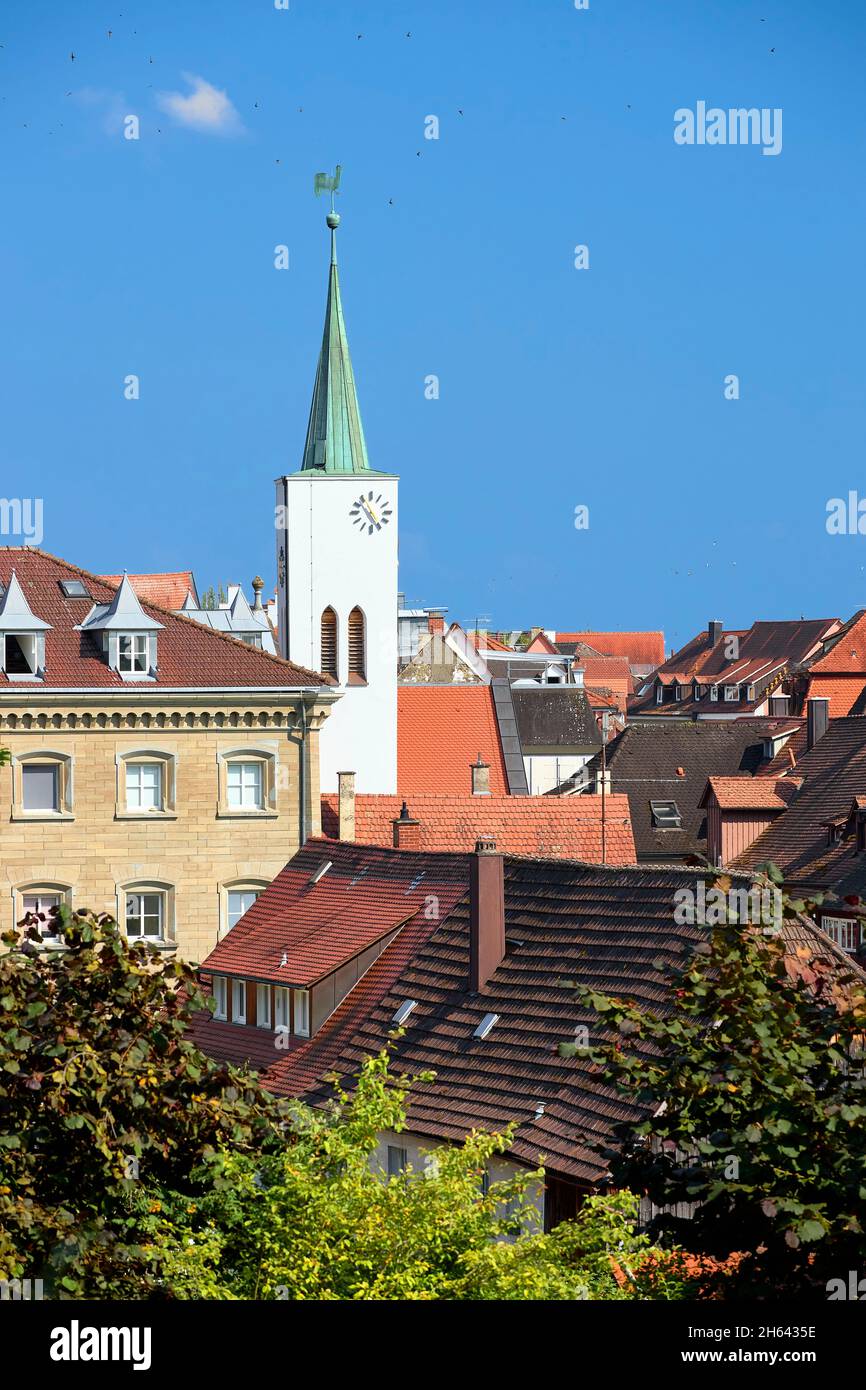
(125, 891, 164, 940)
(227, 888, 260, 930)
(256, 984, 271, 1029)
(4, 633, 38, 675)
(723, 685, 739, 702)
(650, 799, 683, 829)
(709, 686, 719, 702)
(125, 761, 163, 811)
(118, 633, 149, 675)
(240, 632, 263, 648)
(655, 683, 664, 705)
(218, 750, 278, 818)
(274, 987, 289, 1032)
(23, 763, 58, 812)
(320, 607, 338, 680)
(59, 579, 90, 599)
(212, 976, 228, 1020)
(293, 988, 310, 1037)
(231, 979, 246, 1024)
(22, 892, 62, 940)
(822, 916, 860, 953)
(746, 685, 756, 701)
(387, 1145, 408, 1176)
(347, 607, 366, 683)
(227, 760, 263, 810)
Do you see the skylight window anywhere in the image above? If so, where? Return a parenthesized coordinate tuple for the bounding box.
(473, 1012, 500, 1040)
(650, 800, 683, 829)
(59, 580, 90, 599)
(406, 872, 426, 893)
(309, 861, 332, 885)
(392, 1000, 418, 1026)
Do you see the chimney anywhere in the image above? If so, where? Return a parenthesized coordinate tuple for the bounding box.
(594, 768, 611, 795)
(428, 615, 444, 635)
(392, 801, 421, 850)
(806, 697, 830, 751)
(251, 575, 264, 611)
(470, 753, 491, 796)
(573, 662, 585, 688)
(708, 620, 723, 646)
(337, 771, 356, 840)
(469, 837, 505, 992)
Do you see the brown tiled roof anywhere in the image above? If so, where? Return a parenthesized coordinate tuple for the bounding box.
(733, 717, 866, 896)
(310, 858, 863, 1183)
(805, 675, 866, 718)
(0, 549, 324, 689)
(584, 720, 796, 860)
(320, 791, 636, 863)
(398, 685, 508, 795)
(100, 570, 197, 610)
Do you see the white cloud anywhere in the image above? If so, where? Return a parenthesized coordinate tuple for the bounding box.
(156, 73, 243, 135)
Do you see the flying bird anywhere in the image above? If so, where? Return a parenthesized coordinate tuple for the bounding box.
(70, 51, 75, 60)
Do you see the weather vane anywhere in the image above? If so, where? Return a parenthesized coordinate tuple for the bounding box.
(313, 164, 342, 214)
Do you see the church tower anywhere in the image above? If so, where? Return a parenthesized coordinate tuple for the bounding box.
(275, 205, 398, 794)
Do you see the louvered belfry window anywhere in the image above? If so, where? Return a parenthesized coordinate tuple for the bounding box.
(347, 607, 366, 681)
(320, 607, 338, 680)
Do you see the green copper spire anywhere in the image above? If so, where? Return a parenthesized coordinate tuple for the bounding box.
(299, 208, 371, 474)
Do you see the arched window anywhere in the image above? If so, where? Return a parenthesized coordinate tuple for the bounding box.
(347, 607, 366, 683)
(320, 607, 338, 680)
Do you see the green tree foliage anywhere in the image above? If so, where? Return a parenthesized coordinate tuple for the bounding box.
(0, 906, 288, 1296)
(0, 908, 682, 1300)
(568, 870, 866, 1297)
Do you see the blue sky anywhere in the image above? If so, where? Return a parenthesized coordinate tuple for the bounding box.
(2, 0, 865, 652)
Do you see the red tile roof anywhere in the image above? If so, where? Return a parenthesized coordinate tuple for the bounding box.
(524, 632, 559, 654)
(805, 675, 866, 718)
(321, 791, 636, 863)
(398, 685, 508, 795)
(100, 571, 197, 610)
(193, 839, 471, 1095)
(808, 610, 866, 673)
(0, 549, 324, 689)
(557, 631, 665, 667)
(702, 776, 792, 811)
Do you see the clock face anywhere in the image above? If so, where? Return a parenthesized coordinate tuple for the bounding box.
(350, 490, 392, 535)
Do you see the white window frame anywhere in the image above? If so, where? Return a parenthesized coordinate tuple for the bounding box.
(256, 984, 271, 1029)
(119, 880, 175, 946)
(125, 890, 164, 941)
(293, 988, 310, 1038)
(115, 748, 177, 820)
(387, 1145, 408, 1176)
(212, 975, 228, 1020)
(822, 916, 860, 954)
(15, 882, 72, 940)
(125, 760, 163, 812)
(709, 686, 719, 702)
(217, 747, 279, 819)
(231, 978, 247, 1024)
(226, 760, 263, 810)
(117, 633, 149, 675)
(723, 685, 739, 702)
(219, 879, 269, 939)
(655, 683, 664, 704)
(274, 987, 289, 1032)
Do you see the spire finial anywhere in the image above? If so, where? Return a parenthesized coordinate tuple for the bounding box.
(314, 165, 343, 263)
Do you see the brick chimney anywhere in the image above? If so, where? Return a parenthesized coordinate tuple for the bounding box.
(470, 753, 491, 796)
(806, 697, 830, 752)
(252, 575, 264, 611)
(337, 771, 356, 841)
(469, 837, 505, 992)
(708, 619, 723, 646)
(392, 801, 421, 849)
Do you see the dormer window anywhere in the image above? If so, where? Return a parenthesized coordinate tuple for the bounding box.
(709, 686, 719, 702)
(724, 685, 739, 702)
(0, 570, 51, 681)
(76, 573, 163, 680)
(118, 634, 149, 675)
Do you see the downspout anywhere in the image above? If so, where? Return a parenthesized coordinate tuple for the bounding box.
(298, 697, 309, 846)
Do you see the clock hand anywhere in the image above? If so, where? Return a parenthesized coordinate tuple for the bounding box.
(360, 498, 381, 526)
